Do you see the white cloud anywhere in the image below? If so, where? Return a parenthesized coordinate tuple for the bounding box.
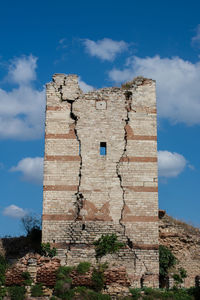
(83, 38, 128, 61)
(78, 77, 94, 92)
(3, 205, 27, 218)
(0, 55, 45, 140)
(10, 157, 43, 185)
(108, 55, 200, 125)
(158, 151, 187, 178)
(7, 55, 37, 85)
(191, 24, 200, 46)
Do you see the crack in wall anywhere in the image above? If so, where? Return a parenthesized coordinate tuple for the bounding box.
(116, 91, 149, 274)
(116, 113, 129, 237)
(116, 94, 131, 236)
(56, 80, 84, 222)
(68, 100, 84, 221)
(56, 80, 149, 274)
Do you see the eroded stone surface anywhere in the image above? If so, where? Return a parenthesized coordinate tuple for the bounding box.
(159, 213, 200, 288)
(42, 74, 159, 288)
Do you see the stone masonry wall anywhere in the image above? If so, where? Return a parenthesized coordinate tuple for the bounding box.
(159, 212, 200, 288)
(42, 74, 159, 288)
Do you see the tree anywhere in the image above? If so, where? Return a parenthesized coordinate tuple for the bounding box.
(21, 214, 42, 252)
(21, 213, 41, 236)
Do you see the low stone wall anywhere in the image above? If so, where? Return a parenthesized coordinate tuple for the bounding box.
(5, 253, 60, 286)
(4, 253, 131, 297)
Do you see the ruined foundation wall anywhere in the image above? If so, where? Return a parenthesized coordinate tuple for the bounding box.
(42, 74, 159, 288)
(159, 213, 200, 288)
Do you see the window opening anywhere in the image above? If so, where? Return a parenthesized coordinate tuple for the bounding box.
(100, 142, 106, 156)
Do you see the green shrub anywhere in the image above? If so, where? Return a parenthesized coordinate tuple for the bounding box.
(188, 287, 200, 300)
(0, 286, 7, 300)
(142, 296, 154, 300)
(160, 289, 175, 299)
(76, 262, 91, 274)
(86, 290, 111, 300)
(143, 287, 164, 298)
(73, 287, 111, 299)
(54, 281, 75, 300)
(129, 288, 142, 299)
(94, 234, 124, 258)
(172, 288, 193, 300)
(92, 268, 105, 292)
(179, 268, 187, 279)
(57, 266, 74, 280)
(173, 268, 187, 286)
(8, 286, 26, 300)
(31, 283, 44, 297)
(159, 245, 177, 278)
(173, 273, 183, 284)
(22, 271, 31, 280)
(54, 266, 74, 299)
(21, 271, 32, 286)
(41, 242, 57, 257)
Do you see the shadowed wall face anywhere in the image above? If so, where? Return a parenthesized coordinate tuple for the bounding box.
(42, 74, 159, 288)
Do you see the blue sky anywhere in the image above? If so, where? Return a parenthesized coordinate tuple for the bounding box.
(0, 0, 200, 236)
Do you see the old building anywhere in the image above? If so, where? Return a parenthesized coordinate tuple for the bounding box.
(42, 74, 159, 288)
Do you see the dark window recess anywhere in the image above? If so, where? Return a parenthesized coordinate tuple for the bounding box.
(100, 142, 107, 156)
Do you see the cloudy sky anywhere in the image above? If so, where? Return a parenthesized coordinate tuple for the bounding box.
(0, 0, 200, 236)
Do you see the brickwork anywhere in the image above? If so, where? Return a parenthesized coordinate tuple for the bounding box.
(42, 74, 159, 288)
(159, 213, 200, 288)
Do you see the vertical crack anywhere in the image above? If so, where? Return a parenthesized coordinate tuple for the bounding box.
(116, 94, 131, 236)
(56, 80, 84, 221)
(116, 92, 149, 274)
(68, 100, 84, 221)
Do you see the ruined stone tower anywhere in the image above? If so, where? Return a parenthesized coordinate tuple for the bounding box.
(42, 74, 159, 288)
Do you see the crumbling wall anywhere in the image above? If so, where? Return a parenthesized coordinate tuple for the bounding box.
(42, 74, 159, 288)
(159, 213, 200, 288)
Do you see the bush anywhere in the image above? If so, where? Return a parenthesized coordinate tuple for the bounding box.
(8, 286, 26, 300)
(84, 290, 111, 300)
(143, 287, 163, 299)
(93, 234, 124, 258)
(56, 266, 74, 280)
(188, 287, 200, 300)
(129, 288, 142, 300)
(54, 280, 74, 300)
(159, 245, 177, 286)
(73, 287, 111, 299)
(159, 245, 177, 278)
(0, 286, 7, 300)
(172, 288, 193, 300)
(76, 262, 91, 274)
(173, 268, 187, 286)
(41, 242, 57, 257)
(21, 271, 32, 286)
(54, 266, 74, 299)
(21, 271, 31, 280)
(92, 268, 105, 292)
(31, 283, 44, 297)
